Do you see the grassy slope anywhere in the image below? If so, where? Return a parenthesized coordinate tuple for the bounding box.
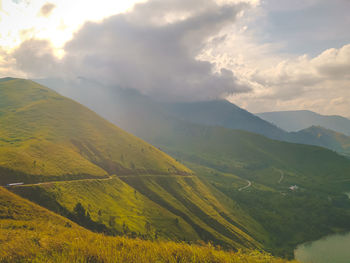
(120, 175, 264, 248)
(0, 78, 189, 184)
(0, 186, 297, 263)
(11, 175, 266, 250)
(186, 161, 350, 255)
(126, 113, 350, 191)
(150, 124, 350, 257)
(11, 177, 199, 242)
(292, 126, 350, 157)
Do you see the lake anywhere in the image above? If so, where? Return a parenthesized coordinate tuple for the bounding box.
(294, 232, 350, 263)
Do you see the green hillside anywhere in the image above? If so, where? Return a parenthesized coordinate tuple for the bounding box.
(0, 186, 297, 263)
(165, 100, 288, 141)
(0, 78, 190, 184)
(11, 174, 266, 249)
(163, 99, 350, 157)
(165, 100, 350, 158)
(10, 177, 199, 241)
(3, 78, 350, 259)
(0, 78, 266, 252)
(125, 117, 350, 257)
(125, 114, 350, 194)
(292, 126, 350, 157)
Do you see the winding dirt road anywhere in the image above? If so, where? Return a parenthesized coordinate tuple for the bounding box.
(238, 180, 252, 191)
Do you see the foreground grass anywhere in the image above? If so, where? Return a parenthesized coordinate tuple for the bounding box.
(0, 187, 296, 263)
(1, 229, 297, 263)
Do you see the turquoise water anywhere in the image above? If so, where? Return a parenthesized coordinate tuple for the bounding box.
(294, 232, 350, 263)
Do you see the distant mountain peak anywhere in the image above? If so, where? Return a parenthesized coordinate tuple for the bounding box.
(257, 110, 350, 135)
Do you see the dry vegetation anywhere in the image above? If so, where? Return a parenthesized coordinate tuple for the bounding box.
(0, 187, 297, 263)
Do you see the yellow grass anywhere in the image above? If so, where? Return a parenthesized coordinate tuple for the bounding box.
(0, 187, 297, 263)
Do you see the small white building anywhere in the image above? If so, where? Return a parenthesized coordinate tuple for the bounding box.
(289, 185, 299, 191)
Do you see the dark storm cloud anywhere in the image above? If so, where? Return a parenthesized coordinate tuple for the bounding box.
(13, 0, 251, 101)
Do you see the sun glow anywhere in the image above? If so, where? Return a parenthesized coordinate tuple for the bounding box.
(0, 0, 146, 56)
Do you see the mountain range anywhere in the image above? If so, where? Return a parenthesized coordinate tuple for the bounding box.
(35, 77, 350, 257)
(2, 77, 350, 260)
(164, 100, 350, 157)
(36, 78, 350, 158)
(257, 110, 350, 136)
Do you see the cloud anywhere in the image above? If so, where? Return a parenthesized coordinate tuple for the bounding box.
(194, 0, 350, 116)
(38, 2, 56, 17)
(0, 47, 24, 78)
(223, 44, 350, 115)
(312, 45, 350, 79)
(8, 0, 252, 101)
(12, 39, 61, 78)
(250, 44, 350, 98)
(4, 0, 350, 116)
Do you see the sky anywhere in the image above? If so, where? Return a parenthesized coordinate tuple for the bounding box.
(0, 0, 349, 117)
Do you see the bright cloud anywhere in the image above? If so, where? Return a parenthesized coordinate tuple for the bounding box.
(197, 0, 350, 116)
(0, 0, 146, 53)
(221, 44, 350, 116)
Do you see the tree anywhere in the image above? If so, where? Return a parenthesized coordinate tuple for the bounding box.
(86, 211, 91, 220)
(73, 202, 86, 220)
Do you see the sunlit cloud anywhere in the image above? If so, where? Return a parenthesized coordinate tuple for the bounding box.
(0, 0, 146, 54)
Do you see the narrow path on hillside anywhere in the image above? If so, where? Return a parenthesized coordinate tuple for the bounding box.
(9, 176, 115, 187)
(3, 174, 196, 187)
(117, 174, 195, 178)
(238, 180, 251, 191)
